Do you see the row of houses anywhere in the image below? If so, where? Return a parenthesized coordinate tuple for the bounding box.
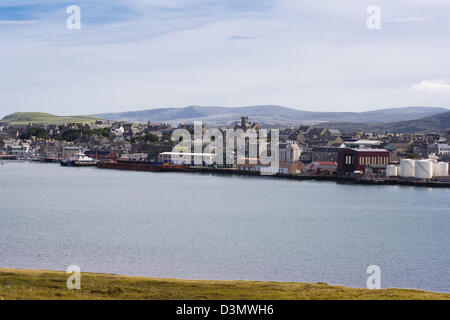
(2, 117, 449, 171)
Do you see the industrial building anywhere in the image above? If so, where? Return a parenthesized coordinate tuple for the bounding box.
(159, 152, 216, 165)
(337, 148, 390, 174)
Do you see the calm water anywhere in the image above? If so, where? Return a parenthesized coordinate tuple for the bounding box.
(0, 161, 449, 292)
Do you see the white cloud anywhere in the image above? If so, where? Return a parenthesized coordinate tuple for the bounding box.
(411, 80, 450, 94)
(1, 0, 450, 117)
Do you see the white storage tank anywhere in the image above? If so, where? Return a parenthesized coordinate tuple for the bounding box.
(436, 162, 449, 176)
(399, 159, 415, 177)
(433, 162, 440, 176)
(386, 165, 398, 177)
(415, 160, 433, 179)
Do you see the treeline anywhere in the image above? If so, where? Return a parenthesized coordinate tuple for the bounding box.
(20, 127, 110, 141)
(58, 128, 109, 141)
(20, 127, 50, 139)
(132, 133, 172, 143)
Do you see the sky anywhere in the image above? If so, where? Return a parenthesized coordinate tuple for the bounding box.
(1, 0, 450, 117)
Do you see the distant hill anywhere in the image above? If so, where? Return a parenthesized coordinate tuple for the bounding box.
(321, 111, 450, 133)
(95, 105, 449, 126)
(3, 107, 448, 133)
(0, 112, 100, 125)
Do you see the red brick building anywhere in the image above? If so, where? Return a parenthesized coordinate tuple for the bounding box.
(84, 150, 118, 161)
(337, 148, 390, 173)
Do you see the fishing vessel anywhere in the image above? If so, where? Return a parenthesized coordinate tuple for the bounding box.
(60, 153, 97, 167)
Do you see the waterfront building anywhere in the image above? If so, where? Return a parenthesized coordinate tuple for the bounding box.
(84, 150, 118, 161)
(311, 146, 344, 162)
(279, 142, 302, 162)
(62, 146, 80, 159)
(6, 145, 29, 156)
(159, 152, 216, 165)
(337, 148, 390, 174)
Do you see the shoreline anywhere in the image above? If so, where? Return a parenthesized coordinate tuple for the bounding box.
(2, 160, 449, 188)
(96, 161, 450, 188)
(1, 267, 449, 300)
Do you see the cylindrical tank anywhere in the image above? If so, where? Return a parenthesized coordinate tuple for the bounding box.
(399, 159, 415, 177)
(436, 162, 449, 176)
(415, 160, 433, 179)
(386, 165, 398, 177)
(433, 162, 440, 176)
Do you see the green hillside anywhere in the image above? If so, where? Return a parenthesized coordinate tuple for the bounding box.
(0, 112, 100, 125)
(1, 268, 449, 300)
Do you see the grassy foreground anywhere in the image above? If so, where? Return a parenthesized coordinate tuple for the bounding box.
(0, 268, 449, 300)
(0, 112, 100, 125)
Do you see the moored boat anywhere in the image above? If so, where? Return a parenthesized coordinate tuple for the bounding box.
(60, 153, 97, 167)
(97, 159, 190, 172)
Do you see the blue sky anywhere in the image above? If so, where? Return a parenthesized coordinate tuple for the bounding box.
(1, 0, 449, 117)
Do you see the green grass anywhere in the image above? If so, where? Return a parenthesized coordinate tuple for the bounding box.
(0, 112, 100, 125)
(0, 268, 449, 300)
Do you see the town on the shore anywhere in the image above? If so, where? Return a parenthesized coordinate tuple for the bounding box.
(1, 116, 449, 185)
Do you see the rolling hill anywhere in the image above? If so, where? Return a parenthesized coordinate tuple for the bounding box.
(321, 111, 450, 133)
(0, 112, 100, 125)
(2, 107, 448, 133)
(94, 105, 449, 126)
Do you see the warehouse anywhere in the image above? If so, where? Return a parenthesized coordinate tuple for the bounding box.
(337, 148, 390, 174)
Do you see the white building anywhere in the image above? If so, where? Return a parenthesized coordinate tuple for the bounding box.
(279, 142, 302, 162)
(159, 152, 216, 165)
(111, 126, 125, 137)
(428, 143, 450, 156)
(6, 145, 29, 156)
(345, 140, 383, 149)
